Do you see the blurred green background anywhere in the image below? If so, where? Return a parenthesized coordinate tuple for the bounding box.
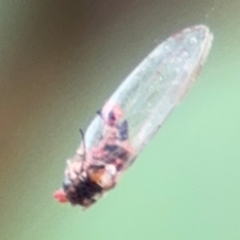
(0, 1, 240, 240)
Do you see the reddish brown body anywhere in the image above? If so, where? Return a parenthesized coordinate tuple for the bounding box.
(53, 103, 133, 208)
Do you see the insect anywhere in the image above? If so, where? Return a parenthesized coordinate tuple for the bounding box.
(53, 25, 213, 209)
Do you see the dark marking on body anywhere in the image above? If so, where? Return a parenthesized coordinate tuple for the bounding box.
(104, 144, 129, 162)
(62, 175, 103, 206)
(117, 120, 128, 141)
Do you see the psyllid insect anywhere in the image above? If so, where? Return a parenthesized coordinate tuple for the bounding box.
(53, 25, 213, 209)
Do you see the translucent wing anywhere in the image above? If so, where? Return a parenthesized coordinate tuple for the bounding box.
(84, 25, 213, 159)
(54, 25, 213, 208)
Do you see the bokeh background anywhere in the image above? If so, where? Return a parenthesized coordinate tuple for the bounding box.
(0, 1, 240, 240)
